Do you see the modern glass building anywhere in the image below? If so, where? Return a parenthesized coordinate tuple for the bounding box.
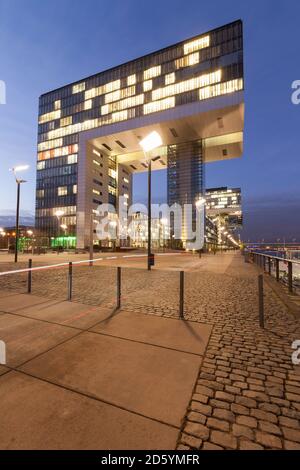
(36, 20, 244, 248)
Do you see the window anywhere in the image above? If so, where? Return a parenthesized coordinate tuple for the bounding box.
(144, 66, 161, 80)
(93, 149, 102, 157)
(84, 100, 92, 110)
(175, 52, 199, 69)
(165, 73, 175, 85)
(54, 100, 61, 110)
(123, 177, 129, 184)
(37, 161, 45, 170)
(58, 186, 68, 196)
(39, 110, 61, 124)
(183, 36, 210, 55)
(108, 168, 117, 179)
(143, 80, 153, 92)
(127, 74, 136, 86)
(36, 189, 44, 198)
(67, 154, 77, 164)
(60, 116, 72, 127)
(73, 185, 77, 194)
(144, 96, 175, 115)
(93, 189, 100, 196)
(93, 159, 100, 166)
(199, 78, 243, 101)
(72, 82, 86, 94)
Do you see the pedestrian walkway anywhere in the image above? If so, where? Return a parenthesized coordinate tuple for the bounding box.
(0, 292, 212, 449)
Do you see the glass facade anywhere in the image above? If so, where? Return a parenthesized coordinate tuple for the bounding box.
(36, 20, 243, 238)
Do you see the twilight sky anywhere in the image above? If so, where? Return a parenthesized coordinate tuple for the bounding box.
(0, 0, 299, 241)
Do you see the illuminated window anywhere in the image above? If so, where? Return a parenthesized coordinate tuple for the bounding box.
(54, 100, 61, 110)
(165, 73, 175, 85)
(175, 52, 199, 69)
(67, 154, 77, 164)
(143, 80, 153, 92)
(108, 186, 116, 196)
(127, 74, 136, 86)
(144, 65, 161, 80)
(184, 35, 210, 55)
(124, 177, 129, 184)
(58, 186, 68, 196)
(39, 110, 61, 124)
(108, 168, 117, 179)
(101, 94, 144, 115)
(73, 185, 77, 194)
(111, 110, 128, 123)
(36, 189, 44, 198)
(73, 82, 86, 94)
(84, 100, 92, 110)
(144, 96, 175, 115)
(199, 78, 243, 101)
(37, 161, 45, 170)
(152, 70, 221, 101)
(60, 116, 72, 127)
(93, 189, 100, 196)
(38, 138, 63, 151)
(85, 80, 120, 100)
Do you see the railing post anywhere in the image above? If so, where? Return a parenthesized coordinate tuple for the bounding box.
(258, 274, 265, 328)
(263, 256, 266, 272)
(27, 259, 32, 294)
(67, 262, 73, 301)
(276, 259, 280, 282)
(268, 257, 271, 275)
(180, 271, 184, 319)
(117, 267, 121, 309)
(288, 261, 293, 294)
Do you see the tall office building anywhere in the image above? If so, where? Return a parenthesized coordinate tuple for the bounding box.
(36, 20, 244, 248)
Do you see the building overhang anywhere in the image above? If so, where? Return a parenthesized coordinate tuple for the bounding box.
(80, 91, 244, 173)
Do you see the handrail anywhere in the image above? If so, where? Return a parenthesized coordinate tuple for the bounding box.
(248, 251, 300, 265)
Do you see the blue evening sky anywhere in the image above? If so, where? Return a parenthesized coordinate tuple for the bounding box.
(0, 0, 299, 241)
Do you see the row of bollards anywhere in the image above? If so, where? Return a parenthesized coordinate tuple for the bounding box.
(27, 259, 186, 319)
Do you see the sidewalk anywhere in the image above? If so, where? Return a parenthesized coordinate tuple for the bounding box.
(0, 293, 212, 450)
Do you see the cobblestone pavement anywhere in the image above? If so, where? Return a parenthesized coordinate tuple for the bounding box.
(1, 253, 300, 450)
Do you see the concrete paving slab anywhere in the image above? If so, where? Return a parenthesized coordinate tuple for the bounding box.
(91, 310, 212, 355)
(0, 293, 52, 312)
(20, 331, 202, 427)
(16, 299, 115, 329)
(0, 290, 16, 299)
(0, 313, 79, 367)
(0, 372, 177, 450)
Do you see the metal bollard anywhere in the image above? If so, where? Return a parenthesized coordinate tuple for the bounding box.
(258, 274, 265, 328)
(117, 267, 121, 309)
(288, 262, 293, 294)
(67, 262, 73, 301)
(180, 271, 184, 319)
(27, 259, 32, 294)
(276, 259, 280, 282)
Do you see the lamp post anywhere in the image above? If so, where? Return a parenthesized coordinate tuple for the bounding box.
(139, 131, 162, 270)
(10, 165, 29, 263)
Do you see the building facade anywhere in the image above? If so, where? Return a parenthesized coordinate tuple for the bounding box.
(36, 20, 244, 248)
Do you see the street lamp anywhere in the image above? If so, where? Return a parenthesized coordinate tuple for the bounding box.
(139, 131, 162, 270)
(10, 165, 29, 263)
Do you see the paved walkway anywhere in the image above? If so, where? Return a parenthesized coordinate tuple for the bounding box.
(0, 252, 300, 450)
(0, 293, 211, 450)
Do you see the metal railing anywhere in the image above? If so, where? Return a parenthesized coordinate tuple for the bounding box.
(0, 256, 186, 319)
(246, 251, 300, 295)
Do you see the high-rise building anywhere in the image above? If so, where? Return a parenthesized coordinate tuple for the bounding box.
(36, 20, 244, 248)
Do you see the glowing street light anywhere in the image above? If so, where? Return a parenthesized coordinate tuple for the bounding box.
(9, 165, 29, 263)
(139, 131, 162, 270)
